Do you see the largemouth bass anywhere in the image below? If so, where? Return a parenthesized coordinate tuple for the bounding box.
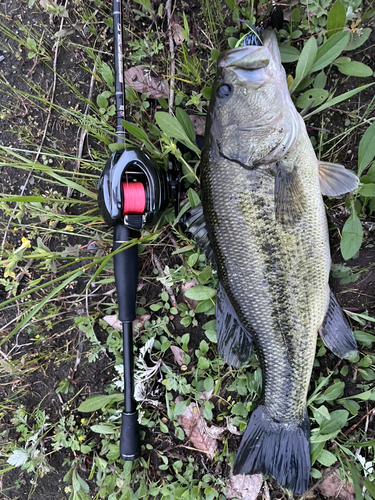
(198, 30, 358, 494)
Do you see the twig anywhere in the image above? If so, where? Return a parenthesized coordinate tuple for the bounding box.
(299, 462, 341, 499)
(344, 405, 375, 436)
(166, 0, 175, 114)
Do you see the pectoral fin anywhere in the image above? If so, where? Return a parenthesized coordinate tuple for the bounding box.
(275, 161, 306, 226)
(318, 162, 359, 196)
(319, 291, 357, 358)
(216, 283, 254, 368)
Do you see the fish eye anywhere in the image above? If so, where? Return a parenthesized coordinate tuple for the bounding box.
(216, 84, 233, 99)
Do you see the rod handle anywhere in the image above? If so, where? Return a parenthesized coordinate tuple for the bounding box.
(120, 411, 141, 460)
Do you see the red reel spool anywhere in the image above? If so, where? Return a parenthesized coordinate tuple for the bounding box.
(121, 182, 146, 215)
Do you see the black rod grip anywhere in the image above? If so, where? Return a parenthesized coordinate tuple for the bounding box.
(113, 224, 138, 323)
(120, 411, 141, 460)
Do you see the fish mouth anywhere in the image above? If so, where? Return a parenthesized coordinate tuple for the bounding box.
(217, 30, 280, 81)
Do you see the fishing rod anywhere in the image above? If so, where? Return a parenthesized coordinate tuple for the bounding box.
(98, 0, 170, 460)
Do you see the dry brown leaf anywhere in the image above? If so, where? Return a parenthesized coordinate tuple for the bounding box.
(225, 474, 263, 500)
(103, 314, 150, 333)
(179, 403, 217, 458)
(316, 469, 355, 500)
(171, 12, 184, 46)
(189, 114, 206, 136)
(170, 345, 184, 366)
(125, 66, 168, 99)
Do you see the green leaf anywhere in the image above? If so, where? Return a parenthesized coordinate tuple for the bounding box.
(346, 28, 372, 51)
(358, 122, 375, 176)
(335, 61, 373, 77)
(7, 449, 29, 467)
(289, 36, 317, 93)
(348, 462, 363, 500)
(78, 394, 122, 412)
(0, 195, 45, 202)
(97, 94, 108, 109)
(320, 410, 348, 435)
(304, 82, 374, 119)
(184, 285, 217, 301)
(123, 121, 148, 142)
(198, 266, 212, 284)
(296, 88, 329, 109)
(90, 424, 116, 434)
(155, 112, 200, 156)
(313, 71, 327, 89)
(316, 449, 337, 467)
(327, 1, 346, 37)
(198, 357, 210, 370)
(340, 211, 363, 260)
(354, 330, 375, 347)
(310, 31, 350, 73)
(359, 183, 375, 197)
(278, 43, 300, 63)
(175, 400, 188, 416)
(188, 188, 201, 208)
(176, 107, 196, 144)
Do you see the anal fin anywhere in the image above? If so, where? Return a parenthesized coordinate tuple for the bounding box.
(319, 291, 358, 358)
(216, 283, 254, 368)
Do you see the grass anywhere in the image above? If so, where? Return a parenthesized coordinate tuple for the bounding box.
(0, 1, 375, 499)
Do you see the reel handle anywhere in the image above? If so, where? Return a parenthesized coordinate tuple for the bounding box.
(113, 224, 141, 460)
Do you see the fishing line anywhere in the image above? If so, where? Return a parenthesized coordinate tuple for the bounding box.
(121, 182, 146, 215)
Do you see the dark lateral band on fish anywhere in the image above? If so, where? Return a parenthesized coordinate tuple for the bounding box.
(194, 28, 360, 494)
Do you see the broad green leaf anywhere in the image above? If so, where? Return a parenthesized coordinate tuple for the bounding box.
(335, 61, 373, 77)
(358, 122, 375, 176)
(97, 94, 108, 109)
(176, 107, 196, 144)
(340, 211, 363, 260)
(339, 399, 360, 415)
(78, 394, 122, 412)
(354, 330, 375, 347)
(316, 449, 337, 467)
(296, 88, 329, 109)
(155, 112, 200, 156)
(319, 410, 348, 435)
(184, 285, 217, 301)
(174, 400, 188, 416)
(304, 82, 374, 119)
(313, 71, 327, 89)
(310, 31, 350, 73)
(346, 28, 372, 51)
(90, 424, 116, 434)
(7, 449, 29, 467)
(278, 43, 300, 63)
(289, 36, 317, 93)
(123, 121, 149, 142)
(359, 183, 375, 197)
(327, 1, 346, 37)
(188, 188, 201, 208)
(198, 266, 212, 284)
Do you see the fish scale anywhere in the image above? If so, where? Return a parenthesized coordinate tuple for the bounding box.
(202, 137, 329, 423)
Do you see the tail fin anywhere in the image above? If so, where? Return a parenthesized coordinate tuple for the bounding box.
(233, 405, 310, 495)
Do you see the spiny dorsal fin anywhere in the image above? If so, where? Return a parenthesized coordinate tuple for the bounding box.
(275, 161, 306, 226)
(318, 162, 359, 196)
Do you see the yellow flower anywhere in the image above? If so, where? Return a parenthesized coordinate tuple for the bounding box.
(35, 334, 40, 339)
(78, 436, 83, 441)
(80, 419, 86, 424)
(19, 237, 31, 250)
(64, 225, 74, 232)
(4, 268, 16, 279)
(49, 220, 56, 227)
